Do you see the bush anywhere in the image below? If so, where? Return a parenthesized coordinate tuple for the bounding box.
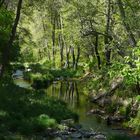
(127, 110, 140, 134)
(36, 114, 56, 128)
(49, 69, 76, 78)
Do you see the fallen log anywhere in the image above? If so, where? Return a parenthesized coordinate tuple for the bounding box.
(91, 77, 123, 102)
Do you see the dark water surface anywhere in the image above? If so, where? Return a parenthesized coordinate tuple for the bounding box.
(14, 79, 140, 140)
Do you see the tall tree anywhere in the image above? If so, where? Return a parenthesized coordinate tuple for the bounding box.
(104, 0, 112, 65)
(0, 0, 5, 7)
(0, 0, 23, 77)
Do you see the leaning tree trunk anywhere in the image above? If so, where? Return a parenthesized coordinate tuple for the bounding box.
(0, 0, 23, 78)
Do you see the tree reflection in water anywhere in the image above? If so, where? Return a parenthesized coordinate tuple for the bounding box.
(50, 81, 80, 108)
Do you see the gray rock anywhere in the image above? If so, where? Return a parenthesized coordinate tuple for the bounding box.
(87, 109, 105, 115)
(70, 132, 82, 138)
(72, 124, 82, 130)
(54, 137, 62, 140)
(60, 135, 69, 140)
(93, 134, 106, 140)
(79, 130, 96, 138)
(61, 119, 74, 126)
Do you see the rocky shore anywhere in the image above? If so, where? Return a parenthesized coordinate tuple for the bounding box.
(43, 123, 107, 140)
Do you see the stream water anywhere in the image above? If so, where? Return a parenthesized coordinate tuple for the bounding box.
(14, 78, 140, 140)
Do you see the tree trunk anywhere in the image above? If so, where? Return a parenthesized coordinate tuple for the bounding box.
(0, 0, 23, 78)
(95, 35, 101, 69)
(71, 46, 75, 69)
(65, 46, 70, 68)
(58, 14, 64, 68)
(0, 0, 5, 7)
(59, 35, 64, 68)
(42, 18, 51, 61)
(75, 46, 80, 70)
(105, 0, 112, 65)
(52, 15, 56, 67)
(117, 0, 136, 47)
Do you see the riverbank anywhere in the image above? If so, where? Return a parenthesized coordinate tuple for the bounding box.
(12, 76, 140, 140)
(9, 64, 140, 139)
(0, 81, 79, 139)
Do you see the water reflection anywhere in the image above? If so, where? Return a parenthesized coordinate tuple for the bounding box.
(48, 81, 80, 108)
(14, 78, 31, 89)
(46, 81, 140, 140)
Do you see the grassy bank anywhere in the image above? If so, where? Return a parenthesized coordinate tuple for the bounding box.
(0, 80, 78, 138)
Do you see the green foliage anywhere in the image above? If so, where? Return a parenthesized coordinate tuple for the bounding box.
(0, 8, 20, 64)
(49, 69, 77, 78)
(127, 110, 140, 134)
(108, 47, 140, 88)
(108, 134, 131, 140)
(125, 96, 140, 133)
(0, 81, 78, 136)
(119, 106, 126, 116)
(0, 8, 13, 28)
(106, 102, 117, 114)
(135, 95, 140, 102)
(118, 105, 131, 117)
(29, 72, 54, 82)
(36, 114, 56, 128)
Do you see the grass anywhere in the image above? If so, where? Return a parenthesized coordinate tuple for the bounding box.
(0, 80, 78, 137)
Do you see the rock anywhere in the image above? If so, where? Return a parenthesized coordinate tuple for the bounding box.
(60, 131, 71, 135)
(12, 70, 24, 79)
(98, 98, 112, 107)
(68, 127, 77, 132)
(87, 109, 105, 115)
(70, 132, 82, 139)
(106, 115, 126, 125)
(93, 134, 106, 140)
(55, 137, 62, 140)
(72, 124, 82, 130)
(42, 123, 106, 140)
(61, 119, 74, 126)
(83, 131, 96, 138)
(110, 77, 123, 89)
(50, 131, 59, 137)
(79, 129, 96, 138)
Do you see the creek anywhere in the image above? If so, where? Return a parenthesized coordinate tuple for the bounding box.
(14, 76, 140, 140)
